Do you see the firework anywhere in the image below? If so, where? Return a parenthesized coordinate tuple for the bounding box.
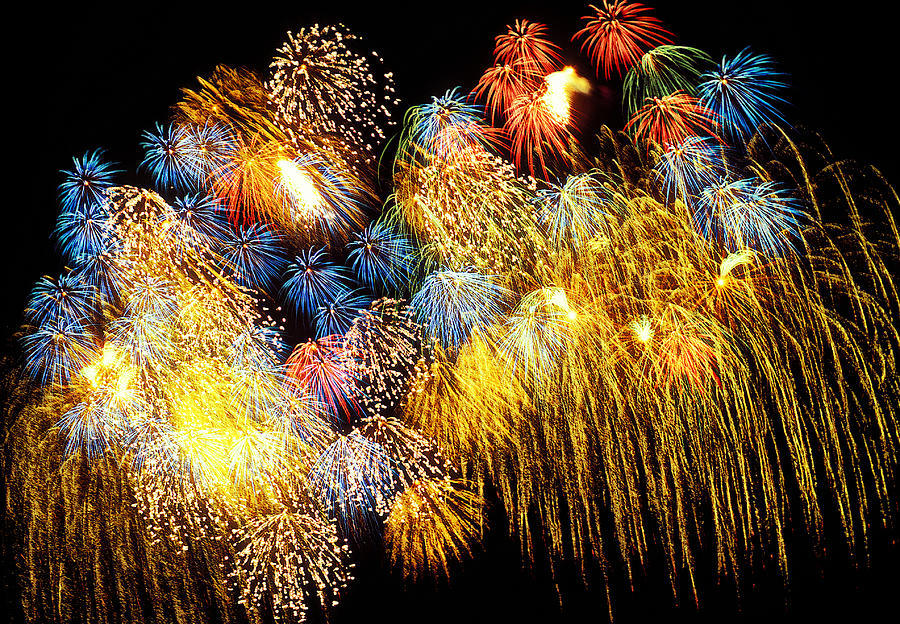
(181, 123, 237, 186)
(494, 20, 563, 77)
(70, 238, 126, 300)
(58, 149, 120, 211)
(345, 221, 416, 295)
(209, 134, 282, 224)
(534, 170, 618, 252)
(285, 336, 360, 423)
(54, 201, 113, 262)
(314, 289, 371, 338)
(398, 88, 500, 165)
(167, 192, 229, 251)
(496, 287, 577, 387)
(654, 135, 729, 204)
(383, 478, 484, 582)
(307, 430, 396, 535)
(274, 153, 368, 241)
(25, 274, 98, 326)
(21, 316, 99, 385)
(402, 332, 523, 473)
(698, 47, 790, 143)
(219, 222, 287, 292)
(573, 1, 674, 79)
(11, 8, 900, 624)
(695, 177, 802, 254)
(231, 509, 352, 623)
(505, 86, 573, 176)
(472, 62, 535, 124)
(623, 45, 713, 118)
(625, 90, 718, 150)
(267, 24, 398, 156)
(280, 247, 355, 321)
(410, 268, 511, 353)
(140, 123, 196, 193)
(343, 298, 428, 419)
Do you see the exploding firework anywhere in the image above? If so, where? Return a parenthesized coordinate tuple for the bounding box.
(622, 45, 713, 118)
(574, 1, 674, 79)
(268, 24, 398, 158)
(494, 19, 564, 77)
(384, 478, 484, 582)
(626, 90, 718, 149)
(697, 47, 790, 142)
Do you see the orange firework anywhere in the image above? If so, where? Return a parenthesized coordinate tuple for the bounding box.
(209, 134, 282, 224)
(285, 336, 360, 423)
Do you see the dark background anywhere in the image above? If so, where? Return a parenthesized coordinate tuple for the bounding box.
(3, 1, 898, 622)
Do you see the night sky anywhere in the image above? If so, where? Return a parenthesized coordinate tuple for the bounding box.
(3, 1, 898, 622)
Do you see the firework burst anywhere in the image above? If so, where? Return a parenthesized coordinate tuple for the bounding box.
(574, 1, 674, 79)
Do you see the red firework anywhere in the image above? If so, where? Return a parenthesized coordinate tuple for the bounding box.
(655, 319, 722, 391)
(285, 336, 360, 422)
(494, 19, 564, 77)
(472, 62, 537, 124)
(625, 91, 718, 151)
(573, 1, 674, 80)
(505, 86, 571, 177)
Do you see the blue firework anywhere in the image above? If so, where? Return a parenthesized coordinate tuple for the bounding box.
(169, 193, 229, 249)
(314, 289, 371, 338)
(21, 316, 99, 385)
(70, 239, 126, 302)
(219, 223, 287, 292)
(57, 400, 122, 459)
(410, 267, 511, 352)
(140, 122, 194, 192)
(727, 180, 803, 255)
(308, 430, 396, 537)
(400, 87, 494, 163)
(25, 274, 98, 325)
(695, 177, 803, 255)
(346, 221, 415, 294)
(655, 136, 729, 205)
(58, 149, 120, 211)
(54, 201, 112, 262)
(182, 122, 235, 185)
(109, 311, 174, 368)
(698, 48, 789, 142)
(280, 247, 355, 321)
(534, 171, 616, 251)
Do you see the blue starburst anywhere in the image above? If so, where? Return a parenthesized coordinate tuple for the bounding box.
(22, 316, 99, 386)
(140, 122, 194, 192)
(410, 267, 511, 352)
(315, 289, 371, 338)
(219, 223, 287, 292)
(346, 221, 415, 294)
(698, 47, 789, 142)
(58, 149, 121, 211)
(280, 247, 355, 321)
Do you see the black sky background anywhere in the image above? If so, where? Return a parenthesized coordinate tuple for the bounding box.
(3, 1, 898, 622)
